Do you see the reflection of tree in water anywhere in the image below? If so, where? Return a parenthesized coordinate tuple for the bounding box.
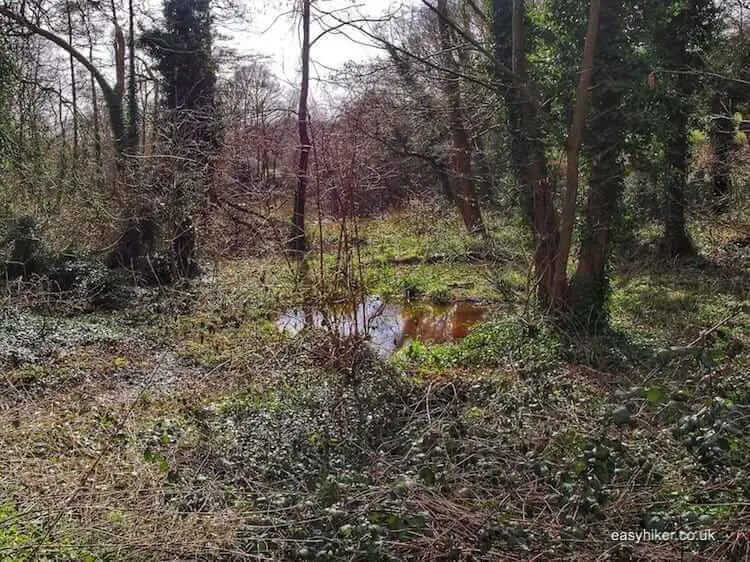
(402, 303, 485, 344)
(277, 297, 485, 357)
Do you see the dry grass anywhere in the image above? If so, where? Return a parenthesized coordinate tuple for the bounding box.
(0, 204, 748, 561)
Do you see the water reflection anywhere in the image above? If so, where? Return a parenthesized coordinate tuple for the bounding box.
(277, 296, 486, 357)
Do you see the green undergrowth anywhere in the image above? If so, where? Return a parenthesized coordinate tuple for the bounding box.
(0, 205, 748, 560)
(393, 318, 563, 372)
(0, 502, 94, 562)
(0, 309, 128, 366)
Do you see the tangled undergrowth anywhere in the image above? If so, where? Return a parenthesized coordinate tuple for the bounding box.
(0, 208, 749, 561)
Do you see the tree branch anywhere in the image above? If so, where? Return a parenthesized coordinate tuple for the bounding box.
(0, 6, 125, 152)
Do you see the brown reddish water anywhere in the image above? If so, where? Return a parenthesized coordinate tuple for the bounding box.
(276, 296, 486, 357)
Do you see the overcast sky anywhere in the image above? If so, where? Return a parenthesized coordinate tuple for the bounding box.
(218, 0, 417, 98)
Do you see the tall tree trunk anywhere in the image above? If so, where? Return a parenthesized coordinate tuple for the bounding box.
(141, 87, 148, 154)
(150, 82, 159, 154)
(289, 0, 311, 256)
(90, 55, 102, 169)
(492, 0, 533, 225)
(709, 94, 733, 212)
(435, 0, 485, 235)
(492, 0, 603, 310)
(84, 14, 102, 171)
(571, 0, 625, 328)
(127, 0, 138, 151)
(493, 0, 558, 302)
(66, 2, 78, 162)
(553, 0, 601, 307)
(57, 81, 67, 181)
(511, 0, 559, 307)
(663, 107, 695, 257)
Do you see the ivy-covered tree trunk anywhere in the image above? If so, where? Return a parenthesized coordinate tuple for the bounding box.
(492, 0, 560, 307)
(491, 0, 534, 227)
(288, 0, 311, 256)
(142, 0, 218, 276)
(649, 0, 719, 256)
(663, 104, 695, 257)
(570, 0, 626, 328)
(436, 0, 485, 236)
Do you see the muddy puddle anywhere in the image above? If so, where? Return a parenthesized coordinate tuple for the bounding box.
(277, 296, 486, 357)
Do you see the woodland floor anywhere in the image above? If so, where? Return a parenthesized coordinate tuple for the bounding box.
(1, 205, 749, 561)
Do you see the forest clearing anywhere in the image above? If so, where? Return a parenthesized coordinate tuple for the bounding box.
(1, 0, 750, 560)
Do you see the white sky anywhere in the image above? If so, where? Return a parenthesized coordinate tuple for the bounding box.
(27, 0, 421, 118)
(217, 0, 418, 97)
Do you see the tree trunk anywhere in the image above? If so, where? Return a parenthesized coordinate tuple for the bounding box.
(448, 109, 486, 235)
(85, 17, 102, 171)
(127, 0, 138, 151)
(288, 0, 311, 256)
(492, 0, 533, 225)
(66, 3, 78, 162)
(709, 94, 733, 212)
(571, 0, 625, 328)
(493, 0, 604, 311)
(436, 0, 485, 236)
(512, 0, 559, 307)
(663, 108, 695, 257)
(492, 0, 559, 303)
(90, 57, 102, 168)
(553, 0, 601, 307)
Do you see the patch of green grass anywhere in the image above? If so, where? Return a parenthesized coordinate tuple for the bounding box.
(365, 262, 503, 303)
(0, 502, 34, 561)
(178, 318, 281, 368)
(0, 502, 95, 562)
(393, 318, 562, 372)
(610, 275, 739, 343)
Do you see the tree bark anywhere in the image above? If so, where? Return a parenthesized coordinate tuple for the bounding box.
(492, 0, 558, 303)
(492, 0, 529, 223)
(553, 0, 601, 307)
(127, 0, 138, 151)
(83, 10, 102, 170)
(436, 0, 485, 236)
(511, 0, 559, 307)
(288, 0, 311, 256)
(663, 107, 695, 257)
(65, 2, 79, 161)
(571, 0, 626, 327)
(493, 0, 603, 311)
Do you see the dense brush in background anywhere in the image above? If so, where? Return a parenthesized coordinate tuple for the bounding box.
(0, 0, 747, 308)
(0, 1, 749, 560)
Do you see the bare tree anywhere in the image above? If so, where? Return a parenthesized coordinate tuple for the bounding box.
(0, 6, 126, 154)
(288, 0, 311, 256)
